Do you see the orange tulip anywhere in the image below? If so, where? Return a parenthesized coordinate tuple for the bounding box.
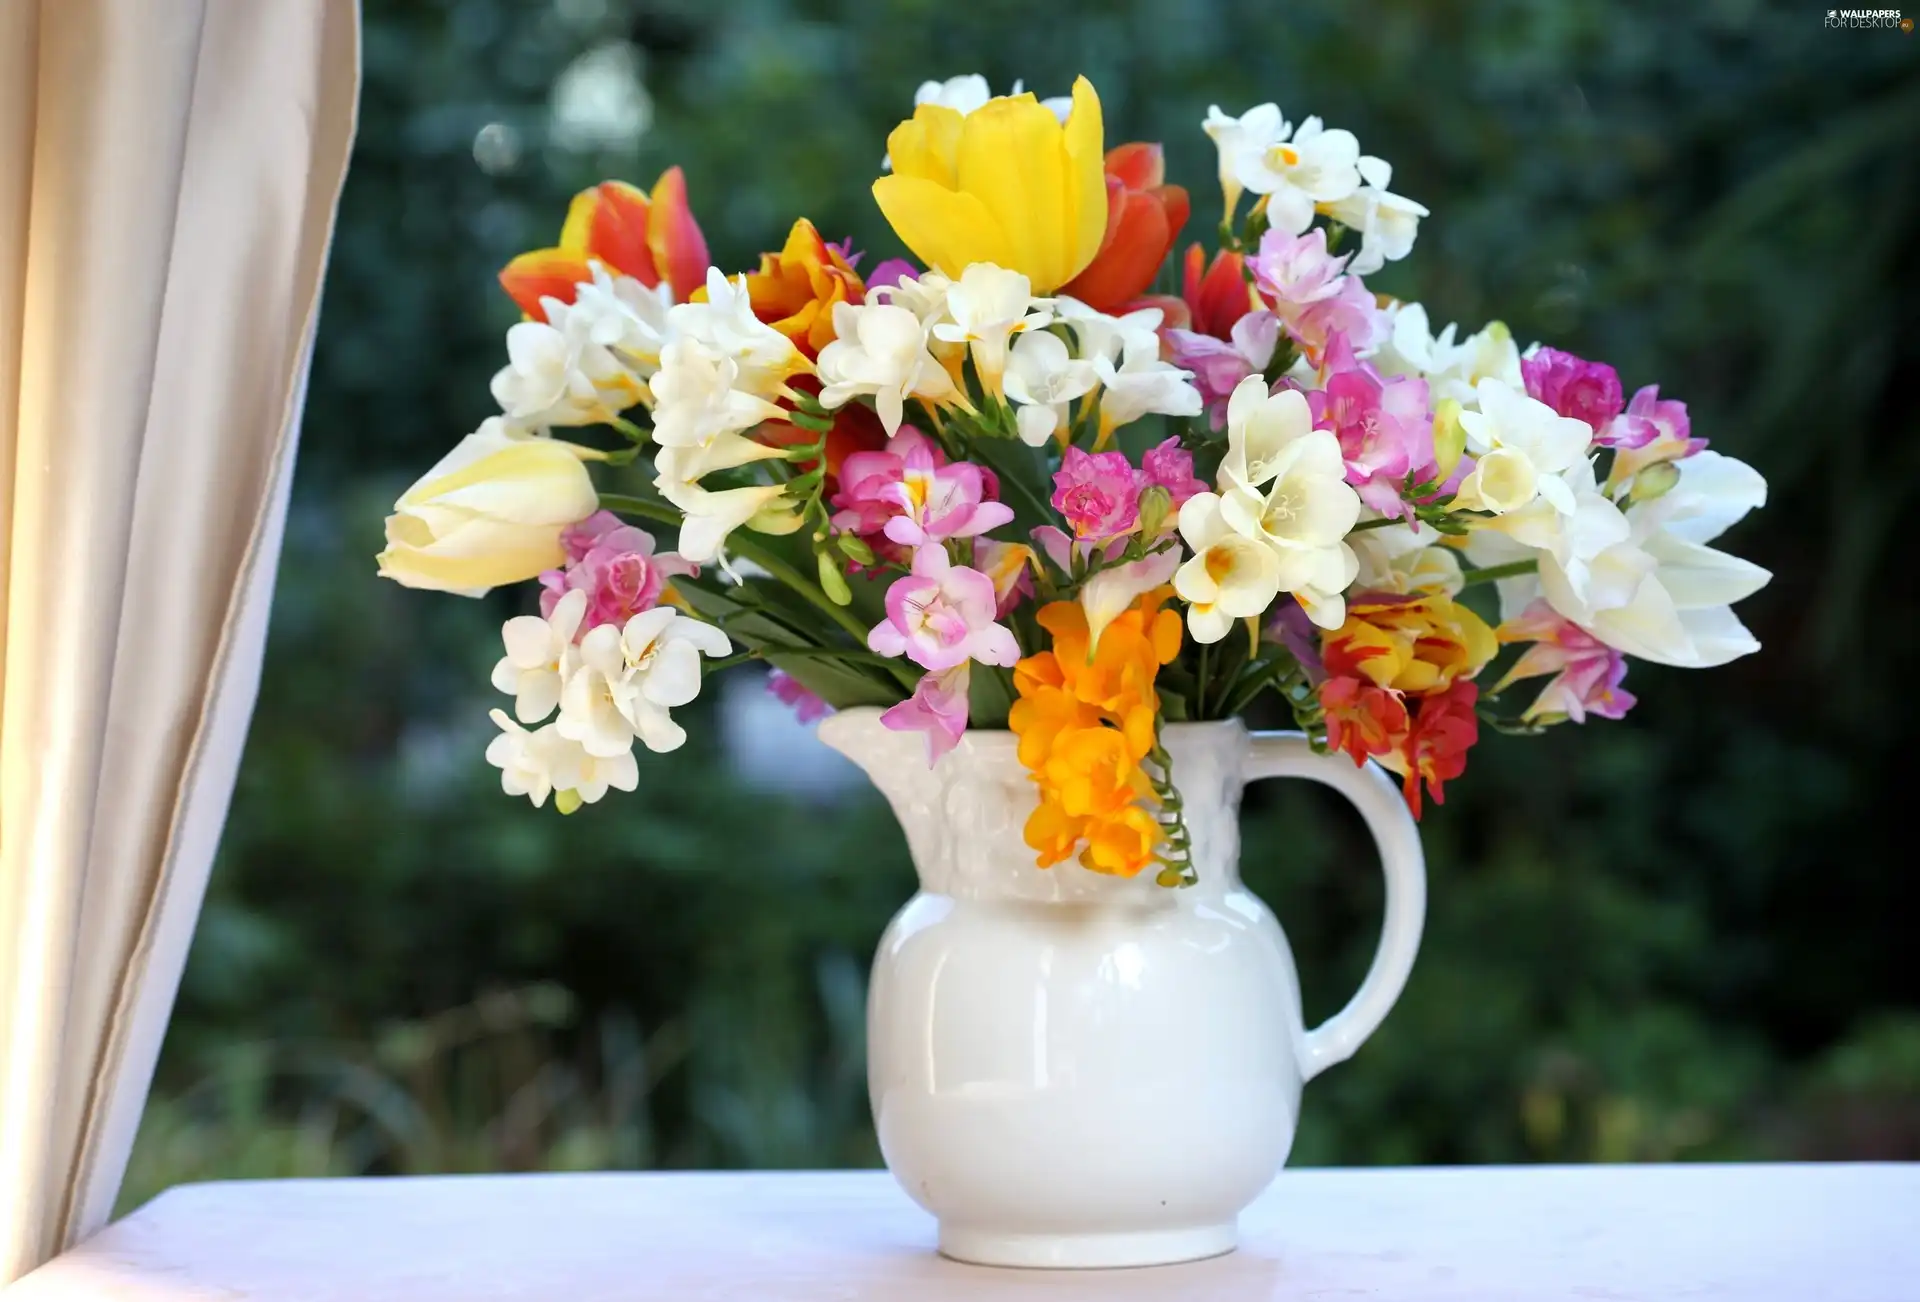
(743, 218, 866, 357)
(1059, 143, 1190, 313)
(499, 168, 709, 320)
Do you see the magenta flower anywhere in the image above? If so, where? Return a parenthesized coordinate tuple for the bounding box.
(868, 545, 1022, 672)
(1497, 601, 1636, 724)
(880, 662, 972, 763)
(1605, 384, 1705, 461)
(1051, 446, 1144, 541)
(767, 668, 832, 724)
(1250, 227, 1383, 359)
(1308, 335, 1437, 518)
(1141, 436, 1207, 512)
(538, 511, 695, 633)
(1521, 346, 1626, 434)
(865, 258, 918, 292)
(830, 427, 1011, 555)
(1166, 311, 1278, 430)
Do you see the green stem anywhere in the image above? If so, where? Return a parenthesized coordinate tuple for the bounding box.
(1195, 640, 1212, 719)
(1348, 516, 1402, 533)
(599, 491, 916, 689)
(1458, 558, 1539, 588)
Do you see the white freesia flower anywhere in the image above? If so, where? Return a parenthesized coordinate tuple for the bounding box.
(815, 300, 957, 435)
(1216, 432, 1361, 628)
(568, 262, 675, 380)
(1003, 329, 1098, 446)
(914, 73, 996, 116)
(559, 608, 732, 756)
(1371, 305, 1522, 409)
(1473, 451, 1770, 669)
(648, 339, 787, 450)
(491, 588, 588, 723)
(932, 263, 1052, 395)
(1220, 378, 1315, 495)
(873, 270, 953, 323)
(1233, 115, 1363, 236)
(1174, 492, 1283, 644)
(666, 267, 805, 399)
(1319, 155, 1427, 275)
(1350, 523, 1464, 596)
(490, 303, 646, 426)
(656, 479, 799, 565)
(1054, 296, 1164, 366)
(1454, 378, 1594, 516)
(1091, 337, 1202, 434)
(485, 710, 637, 809)
(1202, 102, 1287, 219)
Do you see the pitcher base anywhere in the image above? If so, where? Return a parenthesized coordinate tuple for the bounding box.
(937, 1221, 1237, 1269)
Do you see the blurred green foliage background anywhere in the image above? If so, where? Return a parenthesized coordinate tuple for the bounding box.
(122, 0, 1920, 1207)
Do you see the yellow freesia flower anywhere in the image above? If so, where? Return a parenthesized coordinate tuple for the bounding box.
(873, 77, 1108, 294)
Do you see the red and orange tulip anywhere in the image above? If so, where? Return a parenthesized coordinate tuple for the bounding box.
(499, 168, 709, 320)
(1059, 143, 1190, 314)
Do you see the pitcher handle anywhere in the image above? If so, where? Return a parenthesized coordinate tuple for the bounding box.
(1243, 731, 1426, 1082)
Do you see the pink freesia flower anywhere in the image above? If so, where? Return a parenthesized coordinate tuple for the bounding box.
(830, 427, 1011, 555)
(881, 662, 971, 763)
(974, 539, 1035, 617)
(539, 511, 695, 632)
(767, 668, 832, 724)
(1141, 436, 1207, 512)
(1166, 311, 1278, 430)
(1497, 600, 1636, 723)
(1308, 334, 1437, 519)
(1249, 227, 1383, 360)
(1051, 446, 1144, 541)
(868, 545, 1022, 672)
(1520, 346, 1628, 437)
(1605, 384, 1706, 473)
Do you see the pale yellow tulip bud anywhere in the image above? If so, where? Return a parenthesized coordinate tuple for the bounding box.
(376, 419, 599, 596)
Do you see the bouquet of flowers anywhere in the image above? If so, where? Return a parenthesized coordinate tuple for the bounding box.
(377, 74, 1769, 887)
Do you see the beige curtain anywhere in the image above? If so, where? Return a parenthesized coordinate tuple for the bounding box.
(0, 0, 360, 1282)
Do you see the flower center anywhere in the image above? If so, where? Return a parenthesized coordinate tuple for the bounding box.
(1265, 142, 1302, 170)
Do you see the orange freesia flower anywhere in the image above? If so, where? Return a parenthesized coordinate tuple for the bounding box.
(499, 169, 709, 320)
(1059, 143, 1190, 313)
(743, 218, 866, 357)
(1009, 590, 1183, 877)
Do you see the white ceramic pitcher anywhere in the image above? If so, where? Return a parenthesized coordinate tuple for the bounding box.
(818, 706, 1425, 1269)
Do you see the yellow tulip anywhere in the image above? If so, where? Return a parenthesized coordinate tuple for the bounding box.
(874, 77, 1108, 294)
(377, 420, 600, 595)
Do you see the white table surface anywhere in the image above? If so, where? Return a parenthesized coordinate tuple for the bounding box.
(5, 1165, 1915, 1301)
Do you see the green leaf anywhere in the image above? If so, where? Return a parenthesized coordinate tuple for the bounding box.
(968, 663, 1016, 730)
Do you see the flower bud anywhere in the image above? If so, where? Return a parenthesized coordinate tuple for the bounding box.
(1135, 484, 1173, 539)
(817, 549, 853, 605)
(836, 532, 876, 566)
(1630, 460, 1681, 504)
(1431, 398, 1467, 481)
(376, 419, 599, 596)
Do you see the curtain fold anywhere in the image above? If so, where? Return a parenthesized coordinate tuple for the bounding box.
(0, 0, 360, 1282)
